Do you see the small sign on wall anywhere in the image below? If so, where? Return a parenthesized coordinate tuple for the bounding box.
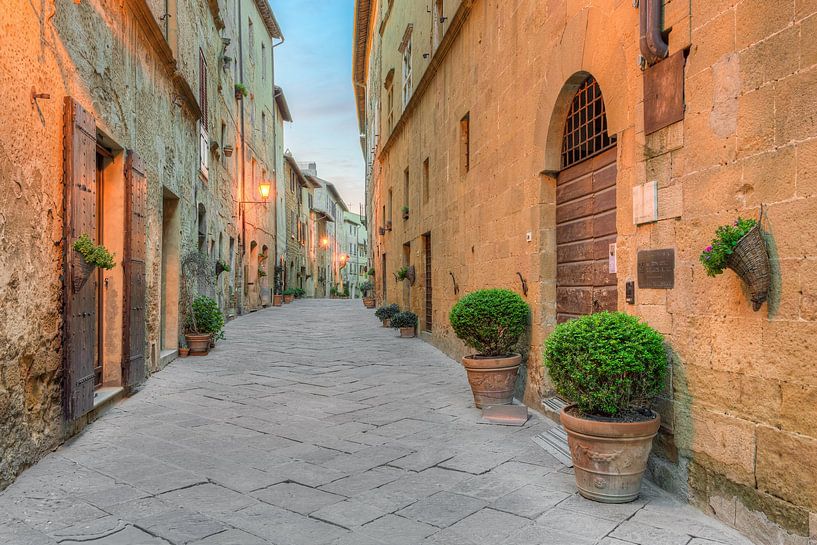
(637, 248, 675, 289)
(633, 181, 658, 225)
(608, 243, 617, 274)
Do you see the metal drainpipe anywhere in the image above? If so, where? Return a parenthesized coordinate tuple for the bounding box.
(238, 0, 246, 314)
(639, 0, 669, 66)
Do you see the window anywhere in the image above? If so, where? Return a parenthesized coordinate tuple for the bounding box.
(560, 76, 616, 169)
(401, 35, 413, 107)
(220, 121, 227, 165)
(433, 0, 445, 51)
(422, 157, 429, 203)
(403, 167, 409, 212)
(248, 19, 255, 63)
(386, 85, 394, 133)
(261, 111, 267, 140)
(261, 42, 267, 81)
(290, 169, 296, 193)
(387, 189, 393, 224)
(460, 112, 470, 175)
(199, 49, 209, 178)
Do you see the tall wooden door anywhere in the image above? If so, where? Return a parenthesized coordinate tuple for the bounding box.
(423, 234, 432, 332)
(123, 151, 147, 391)
(556, 76, 618, 323)
(63, 97, 97, 420)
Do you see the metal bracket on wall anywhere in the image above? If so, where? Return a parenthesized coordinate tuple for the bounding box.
(449, 272, 459, 295)
(517, 272, 528, 297)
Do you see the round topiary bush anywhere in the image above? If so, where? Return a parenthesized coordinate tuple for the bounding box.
(449, 289, 529, 356)
(543, 311, 667, 417)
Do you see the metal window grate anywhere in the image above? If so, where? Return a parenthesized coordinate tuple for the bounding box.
(561, 77, 616, 169)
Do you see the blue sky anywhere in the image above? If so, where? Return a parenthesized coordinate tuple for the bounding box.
(270, 0, 365, 213)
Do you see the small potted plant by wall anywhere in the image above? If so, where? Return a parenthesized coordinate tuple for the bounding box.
(283, 288, 295, 304)
(234, 83, 248, 100)
(394, 266, 408, 282)
(294, 288, 305, 299)
(544, 311, 667, 504)
(700, 215, 770, 311)
(360, 280, 376, 308)
(72, 234, 116, 291)
(273, 265, 283, 306)
(449, 289, 529, 408)
(179, 343, 190, 358)
(184, 295, 224, 355)
(391, 311, 417, 338)
(216, 259, 230, 275)
(401, 206, 409, 220)
(375, 303, 399, 327)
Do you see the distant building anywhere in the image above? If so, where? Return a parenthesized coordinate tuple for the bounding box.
(342, 212, 369, 298)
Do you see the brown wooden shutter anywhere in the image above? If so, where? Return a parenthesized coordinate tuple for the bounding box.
(62, 97, 97, 420)
(123, 151, 147, 391)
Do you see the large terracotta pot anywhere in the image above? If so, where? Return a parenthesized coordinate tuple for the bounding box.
(561, 405, 660, 503)
(399, 327, 415, 338)
(273, 294, 283, 306)
(363, 297, 376, 309)
(184, 334, 210, 356)
(284, 294, 294, 303)
(461, 353, 521, 408)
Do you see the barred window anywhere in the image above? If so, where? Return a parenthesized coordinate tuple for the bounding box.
(561, 76, 616, 169)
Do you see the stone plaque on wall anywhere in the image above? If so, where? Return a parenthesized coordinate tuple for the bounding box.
(637, 249, 675, 289)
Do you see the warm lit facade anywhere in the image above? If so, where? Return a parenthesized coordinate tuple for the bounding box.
(354, 0, 817, 540)
(342, 212, 369, 298)
(0, 0, 283, 489)
(283, 152, 310, 292)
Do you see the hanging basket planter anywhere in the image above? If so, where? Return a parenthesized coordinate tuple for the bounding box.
(725, 224, 770, 311)
(71, 251, 95, 293)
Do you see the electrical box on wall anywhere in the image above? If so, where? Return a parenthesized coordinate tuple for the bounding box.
(526, 232, 532, 242)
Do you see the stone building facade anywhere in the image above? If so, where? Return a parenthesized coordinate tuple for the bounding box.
(342, 212, 369, 298)
(283, 152, 310, 292)
(354, 0, 817, 541)
(0, 0, 283, 490)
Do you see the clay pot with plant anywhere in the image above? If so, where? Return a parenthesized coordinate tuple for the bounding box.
(179, 346, 190, 358)
(544, 311, 667, 504)
(375, 303, 399, 328)
(272, 265, 283, 306)
(401, 206, 409, 220)
(360, 280, 375, 308)
(283, 288, 295, 304)
(185, 295, 225, 355)
(449, 289, 529, 408)
(391, 311, 417, 338)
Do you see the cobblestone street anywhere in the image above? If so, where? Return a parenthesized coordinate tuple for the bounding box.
(0, 301, 751, 545)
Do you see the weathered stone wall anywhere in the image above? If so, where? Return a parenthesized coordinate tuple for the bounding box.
(0, 0, 238, 489)
(366, 0, 817, 540)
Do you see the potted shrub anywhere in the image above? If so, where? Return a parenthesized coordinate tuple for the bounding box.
(391, 311, 417, 337)
(273, 265, 283, 306)
(283, 288, 295, 304)
(216, 259, 230, 275)
(72, 234, 115, 291)
(234, 83, 248, 100)
(401, 206, 410, 220)
(699, 216, 770, 311)
(375, 303, 399, 327)
(360, 280, 375, 308)
(179, 344, 190, 358)
(184, 295, 224, 355)
(294, 287, 306, 299)
(544, 311, 667, 503)
(449, 289, 529, 408)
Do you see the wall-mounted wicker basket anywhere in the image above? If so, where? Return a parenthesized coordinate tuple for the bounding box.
(726, 223, 770, 311)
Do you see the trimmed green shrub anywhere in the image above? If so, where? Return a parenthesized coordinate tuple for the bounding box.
(73, 234, 116, 269)
(391, 311, 418, 329)
(449, 289, 529, 357)
(543, 311, 667, 417)
(187, 295, 225, 337)
(375, 304, 400, 321)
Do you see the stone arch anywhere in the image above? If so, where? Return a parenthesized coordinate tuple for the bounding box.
(532, 6, 633, 173)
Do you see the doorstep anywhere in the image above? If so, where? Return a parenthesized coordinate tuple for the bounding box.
(93, 386, 124, 410)
(159, 349, 178, 369)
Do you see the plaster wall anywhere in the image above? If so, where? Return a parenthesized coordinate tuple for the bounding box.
(364, 0, 817, 541)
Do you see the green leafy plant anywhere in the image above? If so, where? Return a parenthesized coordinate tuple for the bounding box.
(449, 289, 529, 357)
(367, 268, 375, 276)
(186, 295, 225, 337)
(391, 311, 418, 329)
(394, 266, 409, 281)
(258, 268, 267, 278)
(699, 217, 757, 277)
(234, 83, 248, 97)
(216, 259, 230, 273)
(273, 265, 283, 295)
(360, 280, 373, 296)
(283, 288, 295, 296)
(375, 303, 400, 321)
(543, 311, 667, 417)
(293, 288, 306, 298)
(73, 234, 116, 269)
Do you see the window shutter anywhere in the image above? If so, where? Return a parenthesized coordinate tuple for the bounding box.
(62, 97, 97, 421)
(123, 151, 147, 391)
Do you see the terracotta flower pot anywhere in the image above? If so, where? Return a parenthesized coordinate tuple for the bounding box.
(284, 294, 294, 303)
(381, 318, 390, 328)
(179, 347, 190, 357)
(399, 327, 415, 338)
(560, 405, 660, 504)
(461, 353, 521, 408)
(363, 297, 376, 309)
(184, 334, 210, 356)
(209, 335, 215, 348)
(273, 294, 283, 306)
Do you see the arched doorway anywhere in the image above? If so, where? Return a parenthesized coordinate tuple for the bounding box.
(556, 76, 618, 323)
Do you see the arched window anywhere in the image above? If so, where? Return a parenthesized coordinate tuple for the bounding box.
(561, 76, 616, 169)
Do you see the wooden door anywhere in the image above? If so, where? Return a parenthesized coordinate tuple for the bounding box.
(63, 97, 97, 420)
(424, 234, 432, 332)
(123, 151, 147, 391)
(556, 147, 618, 323)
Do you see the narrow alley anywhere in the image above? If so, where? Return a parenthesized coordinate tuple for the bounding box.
(0, 301, 751, 545)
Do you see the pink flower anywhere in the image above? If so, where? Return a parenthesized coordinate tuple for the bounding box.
(705, 246, 712, 252)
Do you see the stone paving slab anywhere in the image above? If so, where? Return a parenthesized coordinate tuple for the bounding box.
(0, 300, 755, 545)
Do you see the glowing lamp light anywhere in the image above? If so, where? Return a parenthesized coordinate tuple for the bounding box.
(320, 237, 330, 248)
(259, 181, 271, 200)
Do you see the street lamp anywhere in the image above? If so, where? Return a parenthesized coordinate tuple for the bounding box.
(240, 181, 272, 204)
(320, 237, 329, 248)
